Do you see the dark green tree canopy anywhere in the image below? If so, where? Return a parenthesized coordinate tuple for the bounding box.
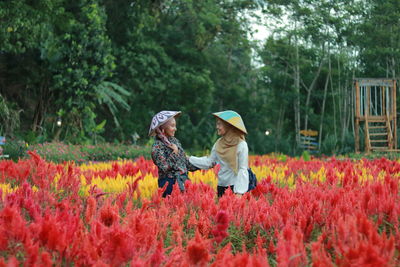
(1, 0, 398, 155)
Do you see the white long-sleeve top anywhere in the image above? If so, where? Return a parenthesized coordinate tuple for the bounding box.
(189, 141, 249, 194)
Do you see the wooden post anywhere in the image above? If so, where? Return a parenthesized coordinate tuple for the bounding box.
(383, 85, 391, 149)
(355, 80, 360, 153)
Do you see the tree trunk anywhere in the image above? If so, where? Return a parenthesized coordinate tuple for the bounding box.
(345, 80, 352, 136)
(294, 23, 301, 150)
(53, 127, 62, 141)
(32, 83, 50, 133)
(386, 57, 389, 78)
(338, 56, 347, 146)
(391, 56, 396, 78)
(319, 54, 331, 149)
(276, 64, 289, 152)
(275, 105, 285, 152)
(330, 62, 337, 141)
(304, 54, 325, 131)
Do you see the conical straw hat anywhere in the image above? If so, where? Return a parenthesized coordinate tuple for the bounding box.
(212, 110, 247, 134)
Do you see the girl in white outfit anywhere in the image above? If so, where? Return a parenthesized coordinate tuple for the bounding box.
(189, 110, 249, 197)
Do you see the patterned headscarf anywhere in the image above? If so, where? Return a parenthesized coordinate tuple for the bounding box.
(148, 111, 181, 136)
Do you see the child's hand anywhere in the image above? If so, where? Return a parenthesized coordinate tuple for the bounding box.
(168, 144, 179, 154)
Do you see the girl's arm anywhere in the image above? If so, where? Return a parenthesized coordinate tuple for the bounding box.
(186, 157, 200, 172)
(233, 142, 249, 194)
(188, 144, 218, 170)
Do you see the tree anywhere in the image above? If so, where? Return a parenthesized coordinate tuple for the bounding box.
(355, 0, 400, 78)
(0, 0, 116, 142)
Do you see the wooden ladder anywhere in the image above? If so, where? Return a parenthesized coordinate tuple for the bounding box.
(367, 118, 392, 152)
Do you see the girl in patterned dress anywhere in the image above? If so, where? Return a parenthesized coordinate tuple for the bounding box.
(149, 111, 197, 197)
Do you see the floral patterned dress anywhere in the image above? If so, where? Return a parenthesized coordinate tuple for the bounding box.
(151, 136, 197, 194)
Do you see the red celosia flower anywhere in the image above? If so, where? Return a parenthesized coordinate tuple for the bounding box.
(130, 258, 146, 267)
(92, 260, 110, 267)
(232, 253, 250, 266)
(186, 230, 210, 266)
(40, 251, 52, 267)
(187, 210, 198, 230)
(4, 256, 18, 267)
(85, 196, 97, 223)
(101, 226, 134, 266)
(147, 240, 165, 266)
(24, 242, 39, 266)
(99, 203, 119, 227)
(116, 192, 127, 210)
(196, 211, 212, 237)
(268, 240, 275, 254)
(0, 226, 7, 251)
(276, 225, 307, 266)
(27, 150, 43, 166)
(38, 214, 67, 253)
(311, 240, 334, 267)
(212, 210, 229, 244)
(211, 243, 233, 266)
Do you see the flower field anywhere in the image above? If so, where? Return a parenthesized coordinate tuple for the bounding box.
(0, 151, 399, 266)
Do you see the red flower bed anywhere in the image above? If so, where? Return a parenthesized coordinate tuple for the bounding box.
(0, 152, 399, 266)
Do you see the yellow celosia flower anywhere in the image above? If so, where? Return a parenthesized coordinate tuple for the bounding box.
(0, 183, 17, 199)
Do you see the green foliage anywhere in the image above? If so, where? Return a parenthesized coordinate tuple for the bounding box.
(2, 0, 400, 156)
(31, 142, 85, 163)
(50, 0, 115, 106)
(321, 134, 338, 156)
(0, 0, 49, 53)
(301, 150, 311, 161)
(27, 142, 151, 163)
(103, 0, 253, 150)
(0, 94, 21, 137)
(95, 81, 130, 128)
(355, 0, 400, 77)
(0, 0, 116, 143)
(2, 139, 28, 161)
(339, 132, 355, 154)
(80, 143, 151, 161)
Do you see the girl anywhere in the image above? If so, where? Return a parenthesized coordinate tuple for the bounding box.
(189, 110, 249, 197)
(149, 110, 196, 197)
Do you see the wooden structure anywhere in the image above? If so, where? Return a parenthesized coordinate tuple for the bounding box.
(299, 129, 319, 153)
(354, 78, 397, 153)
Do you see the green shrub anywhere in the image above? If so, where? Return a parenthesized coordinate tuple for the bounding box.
(27, 142, 151, 163)
(2, 139, 28, 161)
(321, 134, 338, 155)
(345, 151, 400, 160)
(301, 150, 311, 161)
(80, 143, 151, 161)
(30, 142, 87, 163)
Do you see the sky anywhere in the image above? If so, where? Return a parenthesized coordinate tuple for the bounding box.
(246, 9, 270, 67)
(247, 9, 270, 45)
